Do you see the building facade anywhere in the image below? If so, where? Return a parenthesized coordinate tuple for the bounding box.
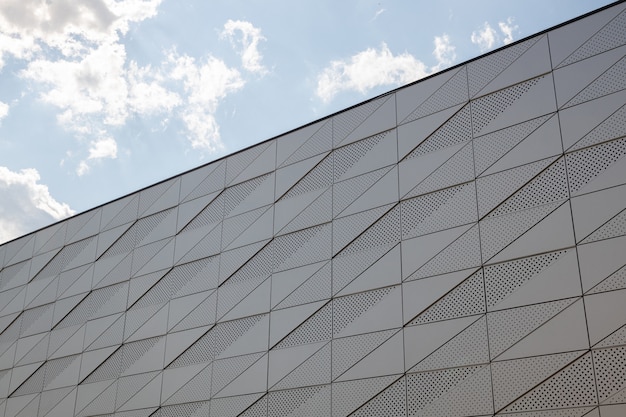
(1, 2, 626, 416)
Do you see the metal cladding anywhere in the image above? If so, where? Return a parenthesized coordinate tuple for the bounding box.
(1, 2, 626, 416)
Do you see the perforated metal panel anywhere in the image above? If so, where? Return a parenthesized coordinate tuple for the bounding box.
(1, 4, 626, 416)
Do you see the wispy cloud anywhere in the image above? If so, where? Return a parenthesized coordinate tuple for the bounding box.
(471, 17, 518, 52)
(471, 22, 498, 52)
(372, 8, 386, 21)
(0, 166, 74, 243)
(77, 137, 119, 176)
(221, 20, 268, 75)
(2, 2, 267, 173)
(0, 100, 7, 122)
(432, 34, 456, 71)
(315, 35, 456, 103)
(168, 51, 246, 153)
(499, 18, 518, 45)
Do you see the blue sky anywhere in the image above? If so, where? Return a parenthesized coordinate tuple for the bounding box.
(0, 0, 614, 243)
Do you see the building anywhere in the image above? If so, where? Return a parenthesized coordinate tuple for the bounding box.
(0, 2, 625, 416)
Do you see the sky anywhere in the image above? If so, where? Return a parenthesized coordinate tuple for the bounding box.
(0, 0, 616, 244)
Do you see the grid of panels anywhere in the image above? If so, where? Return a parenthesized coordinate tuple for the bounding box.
(1, 2, 626, 416)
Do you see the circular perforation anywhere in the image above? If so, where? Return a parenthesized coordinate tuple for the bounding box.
(480, 202, 558, 261)
(351, 376, 406, 417)
(404, 68, 468, 123)
(333, 131, 386, 182)
(471, 76, 543, 136)
(468, 36, 540, 96)
(411, 271, 484, 324)
(406, 366, 488, 416)
(283, 120, 333, 167)
(504, 353, 596, 412)
(275, 302, 332, 349)
(474, 115, 551, 175)
(268, 385, 323, 417)
(333, 96, 387, 145)
(485, 250, 566, 308)
(338, 206, 400, 257)
(282, 156, 333, 200)
(406, 105, 472, 159)
(582, 209, 626, 244)
(332, 286, 394, 336)
(410, 225, 481, 280)
(573, 104, 626, 151)
(402, 183, 475, 239)
(560, 10, 626, 67)
(593, 346, 626, 402)
(490, 158, 569, 217)
(488, 298, 573, 358)
(566, 56, 626, 108)
(566, 137, 626, 193)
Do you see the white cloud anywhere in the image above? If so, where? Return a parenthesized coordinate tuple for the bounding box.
(0, 0, 162, 63)
(372, 8, 386, 21)
(127, 62, 182, 115)
(471, 18, 518, 52)
(0, 0, 177, 175)
(2, 2, 265, 173)
(0, 166, 74, 243)
(22, 42, 129, 128)
(0, 100, 7, 121)
(168, 51, 245, 152)
(471, 22, 498, 52)
(499, 18, 518, 45)
(315, 36, 456, 103)
(432, 34, 456, 71)
(88, 137, 118, 160)
(221, 20, 267, 75)
(76, 137, 118, 176)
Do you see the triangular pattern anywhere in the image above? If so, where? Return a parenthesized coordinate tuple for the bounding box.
(274, 262, 331, 310)
(406, 365, 493, 417)
(502, 353, 597, 413)
(570, 104, 626, 152)
(281, 120, 333, 168)
(331, 329, 396, 380)
(411, 316, 488, 372)
(403, 67, 469, 123)
(407, 224, 481, 280)
(558, 8, 626, 67)
(405, 105, 472, 159)
(564, 55, 626, 108)
(409, 271, 484, 324)
(1, 5, 626, 416)
(405, 142, 475, 199)
(273, 342, 330, 390)
(468, 36, 541, 97)
(491, 350, 583, 410)
(487, 298, 575, 359)
(331, 375, 398, 417)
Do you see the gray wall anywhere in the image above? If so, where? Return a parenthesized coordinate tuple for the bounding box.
(0, 2, 625, 416)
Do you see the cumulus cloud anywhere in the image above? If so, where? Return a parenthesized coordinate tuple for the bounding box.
(0, 166, 74, 243)
(471, 17, 518, 52)
(316, 36, 456, 103)
(168, 51, 245, 152)
(77, 137, 118, 176)
(2, 1, 260, 172)
(499, 18, 518, 45)
(221, 20, 267, 75)
(0, 0, 162, 62)
(471, 22, 498, 52)
(0, 100, 7, 121)
(432, 34, 456, 71)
